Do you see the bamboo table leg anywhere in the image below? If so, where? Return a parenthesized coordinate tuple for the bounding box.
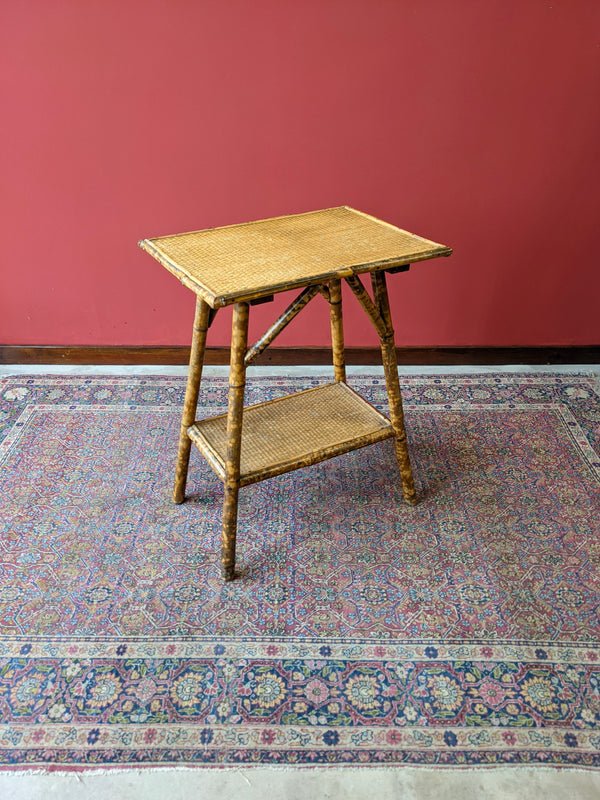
(371, 271, 417, 505)
(329, 278, 346, 383)
(221, 301, 250, 581)
(173, 297, 211, 504)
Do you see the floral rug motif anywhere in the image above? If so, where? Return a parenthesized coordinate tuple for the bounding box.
(0, 372, 599, 768)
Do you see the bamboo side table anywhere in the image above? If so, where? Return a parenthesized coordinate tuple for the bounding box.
(139, 207, 451, 580)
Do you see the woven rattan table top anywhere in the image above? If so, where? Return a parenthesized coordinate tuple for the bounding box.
(139, 206, 451, 308)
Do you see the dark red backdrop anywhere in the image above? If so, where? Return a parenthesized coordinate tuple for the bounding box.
(2, 0, 599, 348)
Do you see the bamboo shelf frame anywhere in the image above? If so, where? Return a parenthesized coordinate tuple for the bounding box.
(188, 382, 394, 487)
(139, 207, 452, 580)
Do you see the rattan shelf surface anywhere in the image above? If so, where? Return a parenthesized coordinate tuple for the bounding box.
(187, 381, 394, 487)
(139, 206, 451, 308)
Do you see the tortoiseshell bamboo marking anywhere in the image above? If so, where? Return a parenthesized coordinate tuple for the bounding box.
(345, 275, 387, 339)
(318, 285, 331, 302)
(371, 270, 417, 505)
(188, 381, 394, 487)
(221, 301, 250, 581)
(173, 297, 212, 504)
(328, 278, 346, 383)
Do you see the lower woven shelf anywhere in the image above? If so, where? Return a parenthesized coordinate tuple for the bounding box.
(187, 381, 395, 486)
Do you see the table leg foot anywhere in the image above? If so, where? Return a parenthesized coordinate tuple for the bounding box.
(173, 440, 193, 504)
(393, 439, 418, 505)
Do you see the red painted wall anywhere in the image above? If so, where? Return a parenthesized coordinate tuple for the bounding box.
(2, 0, 599, 348)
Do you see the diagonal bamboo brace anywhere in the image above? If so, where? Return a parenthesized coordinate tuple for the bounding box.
(244, 285, 322, 366)
(173, 298, 212, 504)
(371, 271, 417, 505)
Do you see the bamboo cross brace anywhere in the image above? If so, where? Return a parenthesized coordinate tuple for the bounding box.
(244, 284, 322, 366)
(345, 275, 387, 339)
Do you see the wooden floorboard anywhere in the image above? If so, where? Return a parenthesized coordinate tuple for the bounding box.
(1, 345, 599, 366)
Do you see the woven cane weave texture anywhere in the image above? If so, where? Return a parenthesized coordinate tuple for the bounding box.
(139, 206, 450, 307)
(188, 381, 394, 485)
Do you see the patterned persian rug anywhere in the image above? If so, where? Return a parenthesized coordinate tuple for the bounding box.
(0, 372, 599, 769)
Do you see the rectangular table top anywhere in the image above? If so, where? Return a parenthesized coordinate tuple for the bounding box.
(139, 206, 451, 308)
